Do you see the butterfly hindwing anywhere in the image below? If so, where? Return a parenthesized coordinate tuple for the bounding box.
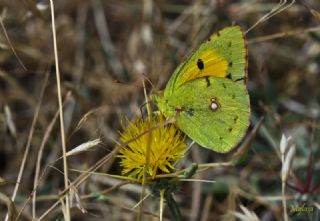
(165, 77, 250, 153)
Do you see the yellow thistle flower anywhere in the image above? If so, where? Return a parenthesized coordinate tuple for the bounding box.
(117, 114, 187, 181)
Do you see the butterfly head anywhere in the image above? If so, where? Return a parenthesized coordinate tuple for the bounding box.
(151, 92, 175, 118)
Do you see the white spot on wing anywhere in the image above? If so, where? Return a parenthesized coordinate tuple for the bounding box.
(211, 102, 218, 110)
(211, 100, 218, 110)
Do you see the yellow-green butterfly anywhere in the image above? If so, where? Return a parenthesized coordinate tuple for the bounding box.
(153, 26, 250, 153)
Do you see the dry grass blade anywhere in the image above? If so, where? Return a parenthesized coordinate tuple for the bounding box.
(310, 9, 320, 20)
(248, 26, 320, 44)
(49, 0, 70, 220)
(0, 177, 9, 186)
(65, 139, 102, 157)
(32, 93, 71, 219)
(0, 69, 36, 107)
(281, 145, 296, 182)
(69, 185, 87, 214)
(5, 72, 48, 221)
(36, 149, 118, 221)
(280, 134, 288, 155)
(246, 0, 296, 34)
(0, 193, 17, 221)
(4, 105, 16, 138)
(20, 0, 46, 19)
(230, 205, 260, 221)
(0, 10, 27, 71)
(280, 136, 296, 221)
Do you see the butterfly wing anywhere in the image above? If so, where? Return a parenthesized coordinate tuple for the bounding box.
(155, 26, 249, 152)
(166, 77, 250, 153)
(164, 26, 247, 97)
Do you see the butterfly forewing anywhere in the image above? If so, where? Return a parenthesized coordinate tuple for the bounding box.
(164, 26, 247, 98)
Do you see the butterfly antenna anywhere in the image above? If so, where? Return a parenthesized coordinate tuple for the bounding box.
(112, 79, 143, 89)
(245, 0, 295, 34)
(141, 73, 156, 92)
(263, 0, 295, 22)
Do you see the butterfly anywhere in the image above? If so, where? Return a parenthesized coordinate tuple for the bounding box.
(152, 26, 250, 153)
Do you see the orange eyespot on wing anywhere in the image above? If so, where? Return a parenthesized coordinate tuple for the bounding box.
(177, 50, 228, 86)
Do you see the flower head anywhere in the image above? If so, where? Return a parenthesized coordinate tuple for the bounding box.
(117, 114, 186, 181)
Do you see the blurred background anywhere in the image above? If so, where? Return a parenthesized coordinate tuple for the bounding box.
(0, 0, 320, 220)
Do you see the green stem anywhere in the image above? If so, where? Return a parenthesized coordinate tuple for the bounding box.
(165, 192, 182, 221)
